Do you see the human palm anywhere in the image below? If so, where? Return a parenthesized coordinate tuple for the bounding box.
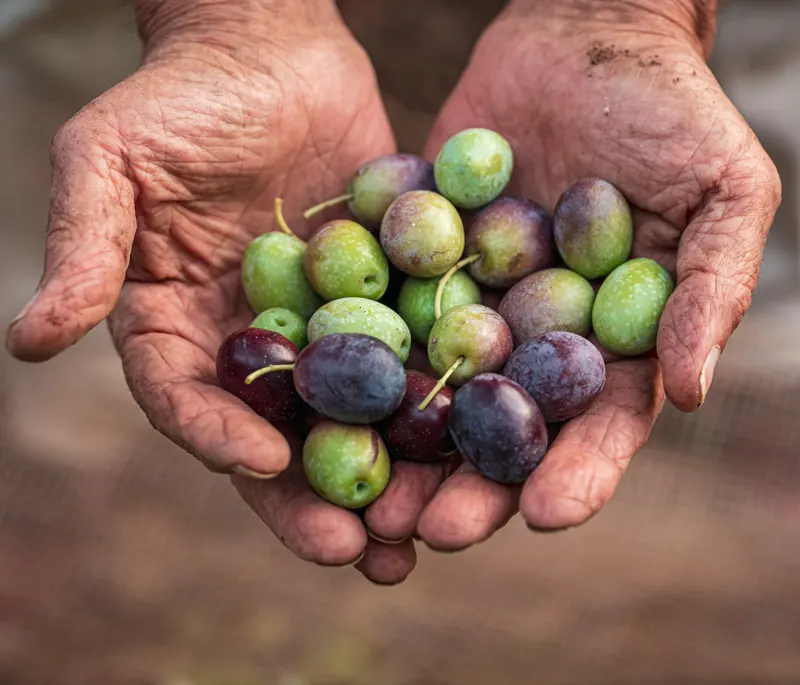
(5, 21, 430, 582)
(369, 3, 780, 550)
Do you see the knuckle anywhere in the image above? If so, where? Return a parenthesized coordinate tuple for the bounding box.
(292, 509, 360, 565)
(759, 154, 783, 215)
(50, 116, 85, 162)
(44, 242, 123, 318)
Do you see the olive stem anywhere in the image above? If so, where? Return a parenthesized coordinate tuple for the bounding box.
(274, 198, 297, 237)
(245, 364, 295, 385)
(417, 356, 465, 412)
(302, 193, 355, 220)
(434, 254, 481, 319)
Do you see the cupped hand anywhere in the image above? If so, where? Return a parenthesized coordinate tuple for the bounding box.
(5, 2, 418, 584)
(365, 0, 781, 550)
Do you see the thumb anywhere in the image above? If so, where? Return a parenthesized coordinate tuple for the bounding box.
(657, 152, 781, 411)
(6, 115, 136, 362)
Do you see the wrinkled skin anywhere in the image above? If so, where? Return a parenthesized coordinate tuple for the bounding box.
(370, 0, 781, 553)
(3, 3, 418, 585)
(5, 0, 783, 582)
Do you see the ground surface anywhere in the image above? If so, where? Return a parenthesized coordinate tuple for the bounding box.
(1, 1, 800, 684)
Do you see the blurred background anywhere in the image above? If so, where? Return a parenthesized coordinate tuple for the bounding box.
(1, 1, 799, 683)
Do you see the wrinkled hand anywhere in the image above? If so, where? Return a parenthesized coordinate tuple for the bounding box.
(365, 0, 781, 550)
(5, 2, 425, 584)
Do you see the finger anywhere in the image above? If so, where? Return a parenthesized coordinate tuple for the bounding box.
(355, 538, 417, 586)
(521, 359, 664, 531)
(6, 117, 135, 362)
(417, 463, 520, 552)
(658, 156, 781, 411)
(364, 461, 450, 543)
(118, 327, 292, 477)
(234, 465, 368, 567)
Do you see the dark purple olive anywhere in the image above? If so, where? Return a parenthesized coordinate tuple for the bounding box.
(293, 333, 406, 424)
(504, 331, 606, 423)
(383, 370, 455, 462)
(215, 328, 299, 421)
(448, 373, 548, 484)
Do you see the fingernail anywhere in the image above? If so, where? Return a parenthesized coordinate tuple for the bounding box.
(422, 543, 470, 555)
(349, 549, 367, 566)
(527, 523, 569, 535)
(232, 464, 279, 480)
(366, 528, 409, 545)
(699, 345, 721, 407)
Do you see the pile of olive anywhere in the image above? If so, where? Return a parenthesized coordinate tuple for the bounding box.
(216, 128, 674, 509)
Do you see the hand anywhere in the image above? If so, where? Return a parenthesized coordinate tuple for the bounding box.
(5, 0, 419, 584)
(365, 0, 781, 550)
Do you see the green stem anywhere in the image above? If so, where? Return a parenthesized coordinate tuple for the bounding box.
(434, 254, 481, 319)
(302, 193, 355, 220)
(274, 198, 296, 237)
(245, 364, 295, 385)
(417, 357, 465, 412)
